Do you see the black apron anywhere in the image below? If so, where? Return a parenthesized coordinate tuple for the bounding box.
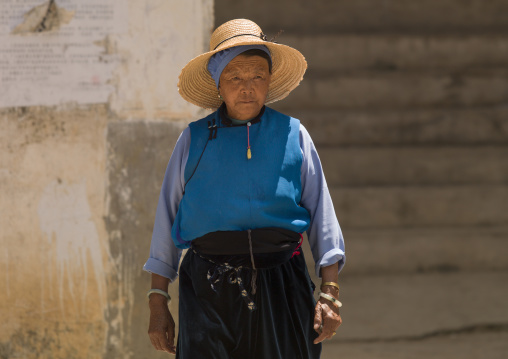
(176, 228, 322, 359)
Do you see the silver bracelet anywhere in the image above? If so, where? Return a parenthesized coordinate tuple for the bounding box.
(147, 289, 171, 303)
(319, 291, 342, 308)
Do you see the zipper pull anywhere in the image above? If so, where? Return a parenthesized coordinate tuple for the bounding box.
(247, 122, 252, 160)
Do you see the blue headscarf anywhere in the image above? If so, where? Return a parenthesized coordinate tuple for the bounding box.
(207, 45, 272, 89)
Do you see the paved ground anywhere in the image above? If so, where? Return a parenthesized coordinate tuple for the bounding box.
(322, 331, 508, 359)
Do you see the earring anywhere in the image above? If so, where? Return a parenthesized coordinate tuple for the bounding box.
(218, 93, 223, 101)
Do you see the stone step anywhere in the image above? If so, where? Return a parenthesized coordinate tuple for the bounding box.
(215, 0, 508, 34)
(272, 69, 508, 111)
(318, 146, 508, 186)
(329, 185, 508, 228)
(291, 107, 508, 147)
(314, 226, 508, 275)
(280, 34, 508, 72)
(311, 271, 508, 340)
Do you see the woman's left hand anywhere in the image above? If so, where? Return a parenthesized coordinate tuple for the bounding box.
(313, 262, 342, 344)
(313, 293, 342, 344)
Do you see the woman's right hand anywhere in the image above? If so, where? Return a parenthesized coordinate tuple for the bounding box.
(148, 294, 176, 354)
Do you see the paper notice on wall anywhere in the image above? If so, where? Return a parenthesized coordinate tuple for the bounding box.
(0, 0, 127, 108)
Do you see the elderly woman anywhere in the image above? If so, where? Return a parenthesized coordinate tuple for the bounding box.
(143, 19, 345, 358)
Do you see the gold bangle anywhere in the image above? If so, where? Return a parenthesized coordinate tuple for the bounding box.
(321, 281, 340, 290)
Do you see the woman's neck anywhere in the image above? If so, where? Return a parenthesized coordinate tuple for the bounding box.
(229, 116, 253, 125)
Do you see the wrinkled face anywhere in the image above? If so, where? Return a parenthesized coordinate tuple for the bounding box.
(218, 55, 271, 121)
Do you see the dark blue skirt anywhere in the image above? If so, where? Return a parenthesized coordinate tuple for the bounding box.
(176, 249, 322, 359)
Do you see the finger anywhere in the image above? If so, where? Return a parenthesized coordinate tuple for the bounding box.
(149, 335, 161, 351)
(156, 333, 173, 354)
(149, 328, 169, 353)
(313, 302, 328, 344)
(317, 304, 341, 341)
(167, 318, 177, 354)
(152, 334, 165, 352)
(167, 333, 176, 354)
(314, 325, 336, 343)
(153, 336, 165, 352)
(313, 331, 328, 344)
(313, 302, 323, 332)
(335, 315, 343, 330)
(165, 334, 176, 355)
(314, 320, 335, 343)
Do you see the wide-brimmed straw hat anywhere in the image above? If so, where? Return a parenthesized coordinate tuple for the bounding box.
(178, 19, 307, 109)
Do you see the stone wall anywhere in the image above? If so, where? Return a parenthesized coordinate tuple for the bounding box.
(0, 1, 213, 358)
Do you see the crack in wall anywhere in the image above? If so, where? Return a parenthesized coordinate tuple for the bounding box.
(338, 323, 508, 343)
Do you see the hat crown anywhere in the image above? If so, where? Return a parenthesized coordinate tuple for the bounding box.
(179, 19, 307, 109)
(209, 19, 263, 51)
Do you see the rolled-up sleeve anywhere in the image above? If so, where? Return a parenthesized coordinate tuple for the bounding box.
(299, 124, 346, 277)
(143, 127, 190, 281)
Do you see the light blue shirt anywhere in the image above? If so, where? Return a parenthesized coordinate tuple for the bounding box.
(143, 123, 345, 281)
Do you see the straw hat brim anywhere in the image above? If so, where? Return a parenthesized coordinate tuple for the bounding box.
(178, 38, 307, 110)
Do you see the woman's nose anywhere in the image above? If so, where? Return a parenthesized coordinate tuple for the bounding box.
(240, 79, 254, 92)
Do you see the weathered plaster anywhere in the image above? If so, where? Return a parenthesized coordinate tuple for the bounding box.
(11, 0, 74, 35)
(107, 0, 213, 120)
(0, 105, 111, 358)
(38, 180, 107, 312)
(105, 120, 188, 358)
(0, 1, 214, 358)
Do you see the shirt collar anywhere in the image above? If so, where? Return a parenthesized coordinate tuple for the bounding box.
(219, 103, 265, 127)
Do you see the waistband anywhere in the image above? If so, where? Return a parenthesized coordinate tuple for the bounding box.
(191, 227, 301, 256)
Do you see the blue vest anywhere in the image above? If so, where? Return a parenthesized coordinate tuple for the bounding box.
(171, 106, 310, 249)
